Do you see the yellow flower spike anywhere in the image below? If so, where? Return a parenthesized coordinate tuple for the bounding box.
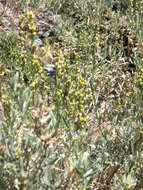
(1, 95, 7, 102)
(7, 100, 11, 107)
(1, 96, 11, 107)
(80, 100, 85, 105)
(38, 67, 43, 74)
(41, 73, 45, 79)
(32, 59, 38, 65)
(75, 91, 82, 97)
(28, 23, 36, 32)
(32, 54, 38, 60)
(20, 50, 26, 58)
(27, 10, 35, 19)
(32, 42, 36, 49)
(56, 90, 62, 98)
(85, 88, 90, 95)
(18, 14, 24, 22)
(58, 69, 62, 77)
(30, 81, 37, 89)
(32, 31, 37, 36)
(18, 36, 25, 42)
(64, 108, 68, 114)
(66, 96, 70, 102)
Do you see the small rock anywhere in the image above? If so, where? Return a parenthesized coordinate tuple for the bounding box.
(44, 64, 56, 77)
(35, 38, 43, 48)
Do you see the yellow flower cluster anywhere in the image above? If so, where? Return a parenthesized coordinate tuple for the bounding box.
(32, 54, 44, 75)
(27, 11, 36, 37)
(18, 11, 37, 49)
(1, 95, 11, 107)
(18, 14, 27, 64)
(20, 50, 26, 59)
(17, 11, 45, 91)
(32, 54, 39, 65)
(29, 80, 38, 89)
(28, 23, 36, 33)
(27, 10, 35, 20)
(54, 45, 89, 129)
(18, 14, 24, 22)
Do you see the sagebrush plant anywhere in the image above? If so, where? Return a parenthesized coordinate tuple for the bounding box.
(1, 0, 143, 189)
